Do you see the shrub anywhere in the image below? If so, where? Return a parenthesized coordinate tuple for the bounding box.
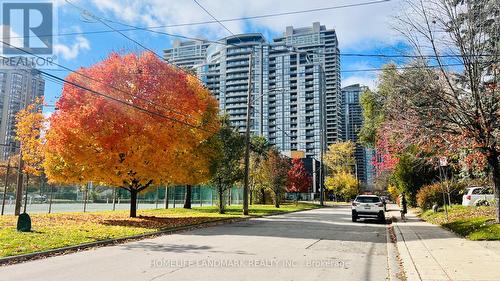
(417, 181, 466, 210)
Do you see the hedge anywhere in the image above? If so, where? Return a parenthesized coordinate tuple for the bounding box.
(416, 181, 466, 210)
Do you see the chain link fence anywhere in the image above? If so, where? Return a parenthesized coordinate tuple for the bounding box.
(1, 182, 244, 215)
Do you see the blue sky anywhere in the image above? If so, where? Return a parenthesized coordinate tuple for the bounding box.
(38, 0, 411, 114)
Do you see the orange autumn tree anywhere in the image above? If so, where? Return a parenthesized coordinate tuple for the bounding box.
(44, 52, 219, 217)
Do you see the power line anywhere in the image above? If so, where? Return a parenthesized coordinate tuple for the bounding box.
(193, 0, 237, 38)
(0, 40, 203, 126)
(1, 54, 216, 134)
(4, 0, 391, 40)
(40, 70, 216, 133)
(65, 0, 212, 88)
(75, 7, 474, 74)
(95, 14, 493, 60)
(0, 0, 481, 60)
(341, 62, 466, 73)
(42, 61, 469, 75)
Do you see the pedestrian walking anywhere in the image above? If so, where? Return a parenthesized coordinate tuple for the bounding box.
(400, 192, 407, 221)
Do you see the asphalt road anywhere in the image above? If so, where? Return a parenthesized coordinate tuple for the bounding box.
(0, 206, 391, 281)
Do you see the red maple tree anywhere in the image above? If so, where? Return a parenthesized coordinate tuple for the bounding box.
(287, 158, 312, 197)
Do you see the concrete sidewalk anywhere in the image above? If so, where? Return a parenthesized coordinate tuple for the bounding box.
(388, 206, 500, 281)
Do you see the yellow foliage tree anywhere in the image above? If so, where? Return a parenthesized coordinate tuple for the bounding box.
(324, 141, 355, 174)
(15, 97, 46, 176)
(387, 184, 399, 202)
(325, 172, 359, 200)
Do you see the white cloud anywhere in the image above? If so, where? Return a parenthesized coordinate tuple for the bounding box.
(54, 35, 90, 60)
(342, 74, 378, 90)
(0, 25, 24, 49)
(43, 111, 53, 119)
(342, 61, 379, 89)
(82, 0, 404, 50)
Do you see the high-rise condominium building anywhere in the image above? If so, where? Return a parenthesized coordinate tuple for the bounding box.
(341, 84, 369, 185)
(273, 22, 341, 147)
(164, 40, 210, 69)
(164, 22, 340, 160)
(0, 63, 45, 159)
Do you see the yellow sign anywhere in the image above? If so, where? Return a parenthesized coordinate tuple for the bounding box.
(290, 150, 305, 159)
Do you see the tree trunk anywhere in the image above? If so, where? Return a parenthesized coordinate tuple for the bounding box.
(14, 161, 23, 216)
(48, 185, 54, 214)
(112, 188, 116, 211)
(184, 184, 192, 209)
(130, 189, 138, 217)
(261, 189, 265, 204)
(23, 175, 29, 213)
(218, 187, 224, 214)
(155, 187, 159, 209)
(275, 187, 280, 208)
(165, 186, 169, 209)
(250, 189, 253, 205)
(487, 151, 500, 223)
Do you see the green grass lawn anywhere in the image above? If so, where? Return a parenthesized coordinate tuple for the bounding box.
(419, 205, 500, 240)
(0, 203, 319, 258)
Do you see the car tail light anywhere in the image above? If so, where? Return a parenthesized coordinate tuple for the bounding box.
(352, 202, 357, 206)
(377, 203, 384, 207)
(466, 195, 471, 200)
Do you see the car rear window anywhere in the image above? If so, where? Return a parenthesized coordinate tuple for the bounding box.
(356, 196, 381, 203)
(472, 188, 483, 194)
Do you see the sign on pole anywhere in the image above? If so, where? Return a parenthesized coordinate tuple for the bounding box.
(439, 157, 448, 167)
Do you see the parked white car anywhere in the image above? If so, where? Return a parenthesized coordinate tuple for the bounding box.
(462, 187, 494, 206)
(351, 195, 385, 222)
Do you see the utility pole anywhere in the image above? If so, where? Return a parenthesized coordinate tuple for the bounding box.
(319, 63, 326, 207)
(14, 151, 24, 216)
(243, 53, 253, 216)
(1, 157, 11, 215)
(355, 162, 360, 192)
(319, 131, 324, 206)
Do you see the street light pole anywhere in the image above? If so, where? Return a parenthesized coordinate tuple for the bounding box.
(355, 162, 360, 192)
(243, 53, 253, 216)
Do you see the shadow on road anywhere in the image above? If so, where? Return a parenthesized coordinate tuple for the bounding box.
(170, 207, 453, 243)
(100, 216, 221, 229)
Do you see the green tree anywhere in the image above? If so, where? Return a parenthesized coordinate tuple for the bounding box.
(248, 136, 272, 204)
(209, 116, 244, 214)
(389, 149, 436, 206)
(358, 89, 384, 147)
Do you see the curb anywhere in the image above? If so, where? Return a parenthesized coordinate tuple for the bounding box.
(391, 216, 421, 281)
(0, 206, 321, 266)
(386, 220, 403, 281)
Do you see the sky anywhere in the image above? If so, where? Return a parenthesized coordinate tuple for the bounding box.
(36, 0, 413, 114)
